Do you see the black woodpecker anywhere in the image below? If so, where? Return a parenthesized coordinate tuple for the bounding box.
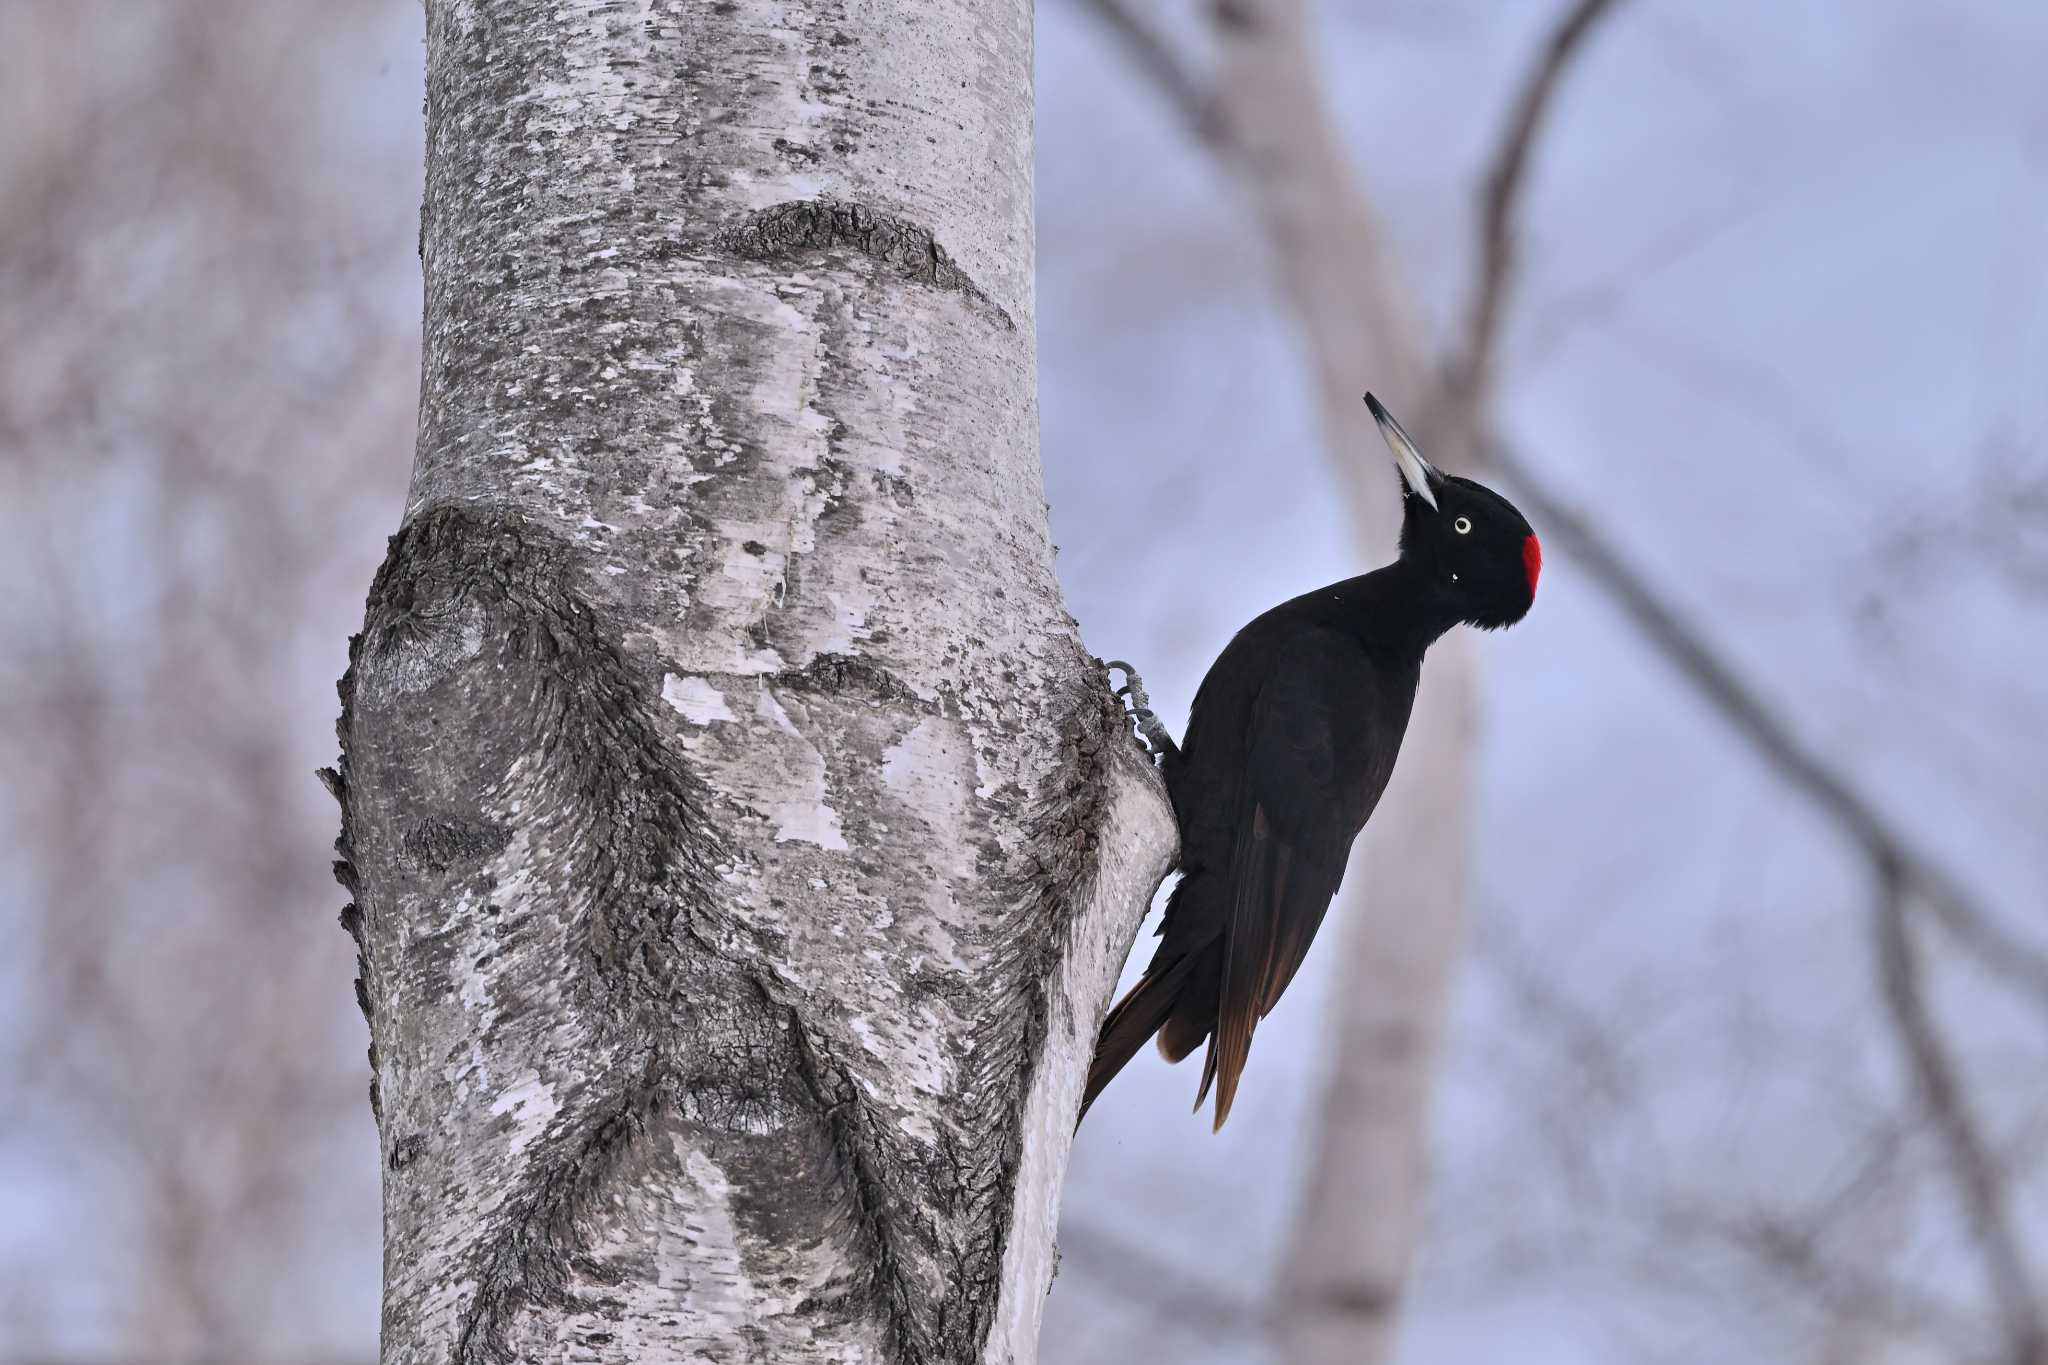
(1086, 394, 1541, 1130)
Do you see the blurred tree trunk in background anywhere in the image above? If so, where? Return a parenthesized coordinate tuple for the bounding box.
(1080, 2, 1628, 1360)
(324, 3, 1172, 1361)
(1200, 6, 1477, 1363)
(1254, 0, 1626, 1346)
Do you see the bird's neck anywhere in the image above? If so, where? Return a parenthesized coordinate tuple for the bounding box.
(1326, 559, 1458, 658)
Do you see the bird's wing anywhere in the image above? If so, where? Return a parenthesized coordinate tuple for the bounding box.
(1203, 627, 1369, 1129)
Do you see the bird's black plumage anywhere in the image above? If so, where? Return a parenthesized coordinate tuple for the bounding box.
(1084, 395, 1541, 1129)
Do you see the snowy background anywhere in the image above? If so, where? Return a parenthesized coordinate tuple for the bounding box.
(3, 1, 2044, 1361)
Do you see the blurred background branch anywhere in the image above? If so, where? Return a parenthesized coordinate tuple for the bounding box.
(1457, 0, 1631, 410)
(1054, 2, 2048, 1365)
(1493, 448, 2048, 1013)
(1872, 859, 2045, 1364)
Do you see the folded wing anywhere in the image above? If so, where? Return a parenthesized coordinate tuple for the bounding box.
(1202, 627, 1371, 1129)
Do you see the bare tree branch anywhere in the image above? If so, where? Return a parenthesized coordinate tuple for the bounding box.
(1487, 440, 2048, 1015)
(1458, 40, 2048, 1352)
(1451, 0, 2048, 1017)
(1690, 1202, 1990, 1357)
(1871, 859, 2047, 1365)
(1457, 0, 1633, 409)
(1072, 0, 1217, 144)
(1153, 0, 1429, 529)
(1511, 189, 1774, 365)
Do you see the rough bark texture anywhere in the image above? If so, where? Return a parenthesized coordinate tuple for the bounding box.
(321, 4, 1174, 1362)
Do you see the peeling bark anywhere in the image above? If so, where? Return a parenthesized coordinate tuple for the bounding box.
(323, 3, 1174, 1361)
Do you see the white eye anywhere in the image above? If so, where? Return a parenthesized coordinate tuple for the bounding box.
(1454, 516, 1473, 535)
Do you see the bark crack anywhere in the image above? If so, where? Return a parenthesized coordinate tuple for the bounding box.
(720, 199, 1017, 332)
(453, 1056, 678, 1365)
(771, 651, 926, 709)
(784, 997, 925, 1361)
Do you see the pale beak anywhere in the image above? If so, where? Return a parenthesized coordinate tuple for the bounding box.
(1364, 393, 1440, 510)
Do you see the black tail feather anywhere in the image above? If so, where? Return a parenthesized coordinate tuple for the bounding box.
(1079, 954, 1197, 1123)
(1155, 948, 1219, 1064)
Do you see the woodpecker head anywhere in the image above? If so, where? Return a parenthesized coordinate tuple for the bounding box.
(1366, 393, 1540, 631)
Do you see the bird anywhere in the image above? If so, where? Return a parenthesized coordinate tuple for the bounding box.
(1086, 394, 1541, 1130)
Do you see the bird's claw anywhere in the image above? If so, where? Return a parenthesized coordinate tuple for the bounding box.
(1104, 659, 1177, 765)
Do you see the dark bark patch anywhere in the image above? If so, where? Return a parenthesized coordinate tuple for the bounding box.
(719, 199, 1016, 332)
(454, 1064, 676, 1364)
(772, 651, 923, 708)
(390, 1133, 429, 1172)
(785, 1003, 926, 1360)
(400, 814, 512, 872)
(319, 757, 377, 1120)
(347, 502, 722, 997)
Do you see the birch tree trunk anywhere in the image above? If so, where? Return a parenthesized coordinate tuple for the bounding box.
(321, 4, 1173, 1362)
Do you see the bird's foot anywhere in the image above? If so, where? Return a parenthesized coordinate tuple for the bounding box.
(1104, 660, 1178, 765)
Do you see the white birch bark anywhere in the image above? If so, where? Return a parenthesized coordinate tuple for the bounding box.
(1207, 3, 1480, 1361)
(321, 4, 1174, 1361)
